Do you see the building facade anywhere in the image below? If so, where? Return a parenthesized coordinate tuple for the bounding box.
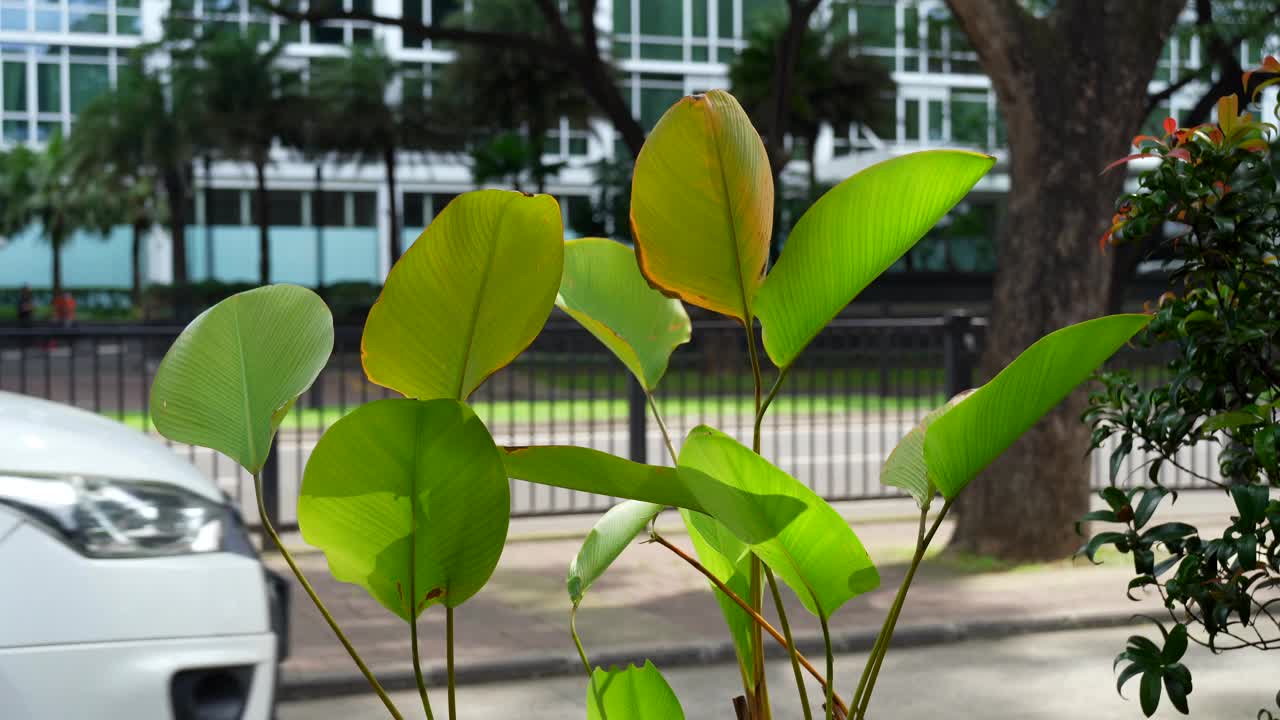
(0, 0, 1258, 295)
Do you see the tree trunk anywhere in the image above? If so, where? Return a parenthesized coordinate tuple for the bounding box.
(163, 168, 188, 288)
(131, 220, 143, 307)
(51, 232, 63, 300)
(315, 163, 326, 291)
(204, 156, 215, 282)
(384, 145, 401, 267)
(944, 0, 1181, 562)
(255, 156, 271, 284)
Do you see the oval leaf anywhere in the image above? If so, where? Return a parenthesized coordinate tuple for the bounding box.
(755, 150, 994, 368)
(362, 189, 563, 400)
(925, 315, 1151, 499)
(630, 90, 773, 323)
(299, 398, 509, 620)
(150, 284, 333, 475)
(680, 508, 757, 691)
(568, 500, 663, 605)
(558, 237, 691, 391)
(587, 661, 686, 720)
(881, 390, 975, 508)
(678, 426, 879, 618)
(501, 445, 707, 513)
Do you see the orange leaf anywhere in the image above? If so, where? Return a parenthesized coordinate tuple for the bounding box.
(1167, 147, 1191, 162)
(1163, 117, 1177, 136)
(1243, 55, 1280, 92)
(1218, 95, 1240, 136)
(1132, 134, 1166, 149)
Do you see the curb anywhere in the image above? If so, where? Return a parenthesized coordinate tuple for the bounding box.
(277, 611, 1144, 702)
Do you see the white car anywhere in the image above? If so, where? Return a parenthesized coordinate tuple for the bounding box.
(0, 391, 286, 719)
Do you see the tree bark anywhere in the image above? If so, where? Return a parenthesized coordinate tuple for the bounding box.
(255, 156, 271, 284)
(163, 167, 188, 288)
(51, 230, 63, 300)
(131, 220, 143, 307)
(384, 145, 401, 267)
(944, 0, 1182, 561)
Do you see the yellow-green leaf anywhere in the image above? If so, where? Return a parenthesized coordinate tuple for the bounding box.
(150, 284, 333, 475)
(630, 90, 772, 323)
(501, 445, 708, 513)
(881, 390, 974, 508)
(557, 237, 691, 391)
(680, 509, 757, 691)
(755, 150, 994, 368)
(925, 315, 1152, 499)
(587, 661, 685, 720)
(679, 426, 879, 618)
(299, 399, 508, 620)
(362, 189, 563, 400)
(568, 500, 663, 605)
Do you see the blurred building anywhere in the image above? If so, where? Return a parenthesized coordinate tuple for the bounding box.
(0, 0, 1252, 306)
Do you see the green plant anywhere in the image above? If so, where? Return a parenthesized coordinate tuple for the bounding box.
(1084, 58, 1280, 718)
(151, 89, 1147, 719)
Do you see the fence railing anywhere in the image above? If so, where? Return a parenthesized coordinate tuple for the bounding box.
(0, 314, 1221, 529)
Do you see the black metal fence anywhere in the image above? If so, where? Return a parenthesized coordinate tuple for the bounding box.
(0, 314, 1220, 529)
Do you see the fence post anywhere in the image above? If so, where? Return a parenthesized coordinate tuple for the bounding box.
(943, 310, 974, 399)
(627, 376, 647, 463)
(260, 441, 282, 537)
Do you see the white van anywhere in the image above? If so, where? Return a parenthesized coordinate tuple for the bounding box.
(0, 391, 285, 719)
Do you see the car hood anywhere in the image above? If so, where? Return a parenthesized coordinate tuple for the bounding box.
(0, 391, 221, 502)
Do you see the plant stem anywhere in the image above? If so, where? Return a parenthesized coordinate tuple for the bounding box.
(852, 501, 953, 718)
(252, 473, 404, 720)
(647, 391, 678, 464)
(744, 317, 770, 719)
(766, 567, 812, 720)
(754, 365, 791, 447)
(570, 603, 592, 677)
(819, 613, 835, 720)
(410, 615, 434, 720)
(446, 606, 457, 720)
(650, 532, 849, 717)
(745, 319, 765, 454)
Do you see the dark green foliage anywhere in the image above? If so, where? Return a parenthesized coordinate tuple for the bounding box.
(1083, 88, 1280, 716)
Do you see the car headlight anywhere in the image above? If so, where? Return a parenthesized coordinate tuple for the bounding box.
(0, 473, 246, 558)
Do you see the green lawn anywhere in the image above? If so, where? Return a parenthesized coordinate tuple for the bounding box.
(106, 391, 945, 433)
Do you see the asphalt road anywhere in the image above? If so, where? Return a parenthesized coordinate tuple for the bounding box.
(275, 625, 1279, 719)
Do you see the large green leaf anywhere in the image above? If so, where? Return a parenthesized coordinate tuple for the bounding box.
(361, 189, 563, 400)
(150, 284, 333, 475)
(501, 445, 708, 513)
(557, 237, 691, 391)
(755, 150, 994, 368)
(568, 500, 663, 605)
(680, 509, 757, 691)
(587, 661, 685, 720)
(881, 390, 974, 508)
(299, 398, 508, 620)
(629, 90, 772, 323)
(678, 426, 879, 618)
(925, 315, 1152, 499)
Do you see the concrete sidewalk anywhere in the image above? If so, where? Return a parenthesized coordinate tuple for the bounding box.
(269, 494, 1235, 700)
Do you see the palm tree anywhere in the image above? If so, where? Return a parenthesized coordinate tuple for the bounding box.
(69, 61, 171, 305)
(184, 32, 302, 284)
(436, 0, 595, 193)
(730, 16, 894, 197)
(307, 45, 441, 267)
(1, 134, 116, 298)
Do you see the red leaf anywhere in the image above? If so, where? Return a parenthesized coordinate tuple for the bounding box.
(1167, 148, 1191, 162)
(1132, 134, 1166, 149)
(1163, 117, 1177, 135)
(1098, 229, 1112, 254)
(1100, 153, 1150, 175)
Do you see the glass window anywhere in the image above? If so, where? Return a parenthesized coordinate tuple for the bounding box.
(313, 23, 344, 44)
(903, 6, 918, 49)
(353, 192, 376, 227)
(903, 98, 919, 140)
(210, 189, 243, 225)
(3, 61, 26, 112)
(742, 0, 780, 33)
(3, 118, 27, 142)
(866, 94, 895, 139)
(69, 63, 108, 114)
(951, 94, 987, 147)
(856, 2, 895, 49)
(35, 10, 59, 31)
(430, 0, 459, 23)
(36, 120, 59, 140)
(692, 0, 707, 37)
(717, 0, 732, 39)
(639, 80, 682, 131)
(429, 193, 456, 219)
(402, 191, 426, 229)
(69, 11, 108, 32)
(1, 7, 28, 31)
(402, 0, 424, 45)
(640, 42, 680, 60)
(37, 63, 59, 113)
(613, 0, 630, 34)
(640, 2, 681, 37)
(927, 99, 943, 142)
(263, 190, 304, 226)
